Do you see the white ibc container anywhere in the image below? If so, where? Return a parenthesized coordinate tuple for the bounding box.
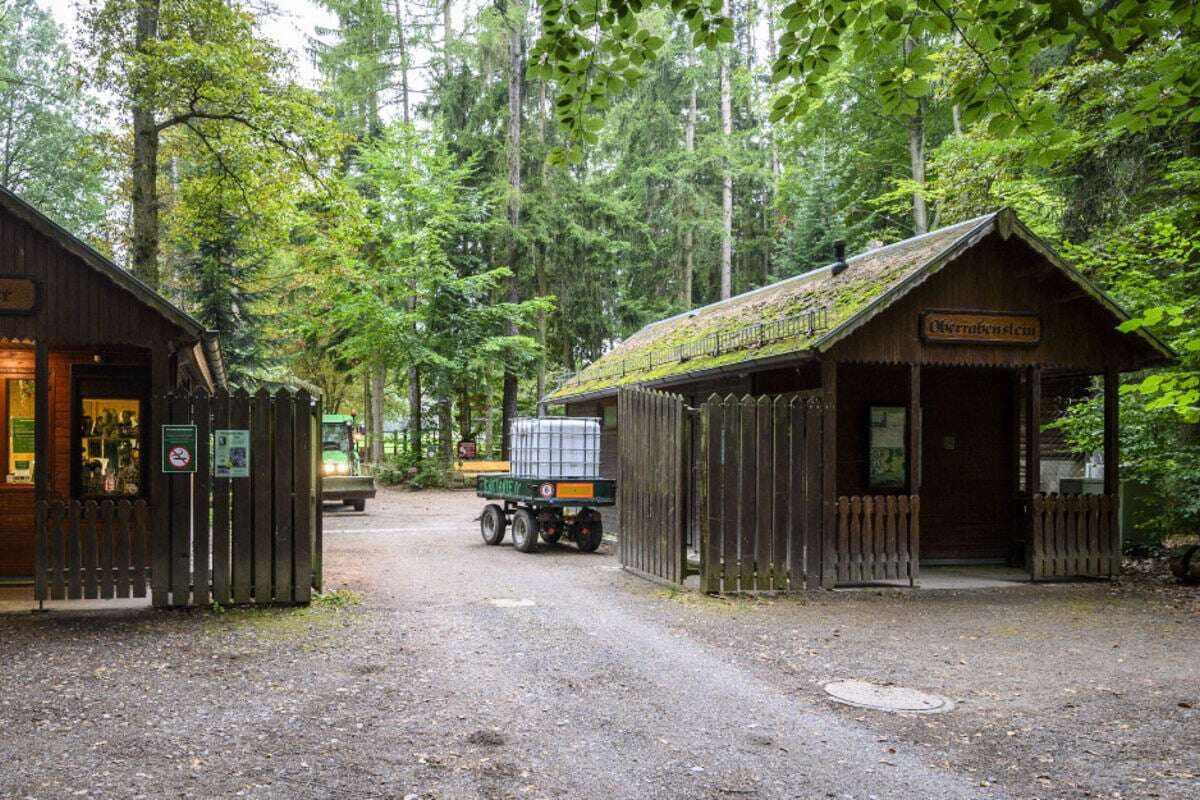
(509, 416, 600, 479)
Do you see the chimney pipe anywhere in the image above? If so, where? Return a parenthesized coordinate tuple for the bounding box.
(831, 239, 848, 276)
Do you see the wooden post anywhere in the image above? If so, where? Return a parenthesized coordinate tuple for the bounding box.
(1104, 368, 1121, 573)
(1024, 366, 1041, 498)
(1103, 370, 1119, 496)
(150, 342, 171, 607)
(908, 364, 921, 495)
(820, 359, 837, 589)
(33, 341, 49, 605)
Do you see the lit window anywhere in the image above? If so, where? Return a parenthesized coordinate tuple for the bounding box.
(7, 378, 34, 484)
(79, 397, 142, 496)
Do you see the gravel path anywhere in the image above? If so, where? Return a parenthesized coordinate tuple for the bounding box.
(0, 487, 1196, 799)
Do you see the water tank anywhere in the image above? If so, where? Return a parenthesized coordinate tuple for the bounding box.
(509, 417, 601, 479)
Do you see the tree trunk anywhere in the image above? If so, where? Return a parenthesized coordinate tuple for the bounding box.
(905, 37, 927, 235)
(370, 363, 385, 463)
(408, 366, 423, 461)
(719, 0, 733, 300)
(131, 0, 161, 288)
(443, 0, 452, 65)
(501, 2, 524, 460)
(951, 103, 963, 136)
(681, 79, 696, 308)
(438, 397, 453, 463)
(393, 1, 411, 125)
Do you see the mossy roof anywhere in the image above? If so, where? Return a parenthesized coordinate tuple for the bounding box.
(547, 209, 1173, 403)
(548, 213, 999, 402)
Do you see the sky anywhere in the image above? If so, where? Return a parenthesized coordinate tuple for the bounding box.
(42, 0, 338, 88)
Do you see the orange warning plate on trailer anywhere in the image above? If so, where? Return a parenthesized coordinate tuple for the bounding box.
(556, 482, 594, 499)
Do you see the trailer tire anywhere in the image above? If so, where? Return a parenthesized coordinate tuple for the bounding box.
(480, 504, 506, 546)
(574, 509, 604, 553)
(512, 508, 539, 553)
(351, 499, 366, 512)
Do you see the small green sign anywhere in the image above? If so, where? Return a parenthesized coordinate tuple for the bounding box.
(162, 425, 197, 474)
(10, 417, 34, 455)
(213, 429, 250, 478)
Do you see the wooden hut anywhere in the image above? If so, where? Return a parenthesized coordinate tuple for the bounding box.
(0, 187, 224, 580)
(545, 210, 1173, 589)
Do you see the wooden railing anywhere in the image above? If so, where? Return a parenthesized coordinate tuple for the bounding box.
(1029, 493, 1119, 580)
(35, 499, 151, 602)
(834, 495, 920, 586)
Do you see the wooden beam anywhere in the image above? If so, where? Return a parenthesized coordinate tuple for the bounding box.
(34, 342, 48, 505)
(1104, 369, 1120, 496)
(908, 364, 921, 496)
(820, 359, 837, 589)
(1025, 366, 1042, 497)
(150, 341, 171, 608)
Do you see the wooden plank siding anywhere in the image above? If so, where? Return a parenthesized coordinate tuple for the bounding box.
(617, 387, 687, 586)
(698, 394, 824, 593)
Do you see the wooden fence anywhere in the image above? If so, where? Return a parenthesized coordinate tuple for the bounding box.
(34, 499, 150, 601)
(1029, 493, 1118, 579)
(618, 387, 688, 585)
(155, 388, 321, 607)
(833, 495, 920, 586)
(699, 394, 824, 593)
(34, 388, 321, 608)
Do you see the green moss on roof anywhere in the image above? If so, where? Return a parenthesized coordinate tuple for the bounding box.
(548, 214, 996, 401)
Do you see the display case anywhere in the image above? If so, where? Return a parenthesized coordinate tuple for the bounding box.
(73, 366, 149, 498)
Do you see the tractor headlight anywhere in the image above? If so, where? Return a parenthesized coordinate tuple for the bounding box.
(337, 462, 349, 474)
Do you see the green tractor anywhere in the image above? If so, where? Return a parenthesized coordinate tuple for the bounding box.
(321, 413, 376, 512)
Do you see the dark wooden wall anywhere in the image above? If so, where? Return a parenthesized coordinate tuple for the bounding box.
(0, 212, 182, 348)
(828, 232, 1149, 372)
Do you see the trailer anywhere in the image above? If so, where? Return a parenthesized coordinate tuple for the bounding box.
(476, 474, 615, 553)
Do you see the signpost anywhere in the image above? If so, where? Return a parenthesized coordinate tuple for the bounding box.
(213, 429, 250, 478)
(162, 424, 197, 474)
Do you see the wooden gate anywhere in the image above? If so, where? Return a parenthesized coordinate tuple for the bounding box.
(698, 394, 824, 593)
(1029, 493, 1119, 579)
(34, 388, 321, 607)
(617, 387, 689, 585)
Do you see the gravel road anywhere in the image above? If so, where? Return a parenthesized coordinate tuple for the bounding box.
(0, 487, 1196, 799)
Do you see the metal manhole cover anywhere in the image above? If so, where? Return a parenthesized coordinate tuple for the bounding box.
(823, 680, 954, 713)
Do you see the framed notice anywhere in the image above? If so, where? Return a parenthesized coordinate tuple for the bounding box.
(214, 429, 250, 478)
(161, 424, 197, 474)
(868, 406, 907, 490)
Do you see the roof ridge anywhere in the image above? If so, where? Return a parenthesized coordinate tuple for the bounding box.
(642, 212, 998, 331)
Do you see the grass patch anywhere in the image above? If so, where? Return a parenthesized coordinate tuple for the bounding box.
(201, 589, 363, 643)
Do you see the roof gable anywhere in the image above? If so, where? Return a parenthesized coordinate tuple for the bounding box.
(548, 210, 1172, 403)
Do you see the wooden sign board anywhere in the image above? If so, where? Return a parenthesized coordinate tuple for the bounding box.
(921, 310, 1041, 346)
(0, 276, 38, 314)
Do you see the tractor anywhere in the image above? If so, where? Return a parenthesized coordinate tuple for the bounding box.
(321, 413, 376, 512)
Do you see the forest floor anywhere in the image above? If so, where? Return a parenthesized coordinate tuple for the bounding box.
(0, 487, 1197, 799)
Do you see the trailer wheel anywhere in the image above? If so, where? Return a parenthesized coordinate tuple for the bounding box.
(574, 509, 604, 553)
(511, 508, 539, 553)
(480, 504, 506, 546)
(351, 499, 366, 512)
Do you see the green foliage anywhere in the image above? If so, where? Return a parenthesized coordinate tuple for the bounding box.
(0, 0, 106, 237)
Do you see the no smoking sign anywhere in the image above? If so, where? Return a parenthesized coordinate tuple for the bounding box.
(162, 425, 198, 474)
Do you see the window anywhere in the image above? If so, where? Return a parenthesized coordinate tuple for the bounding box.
(73, 367, 149, 498)
(79, 397, 142, 496)
(6, 378, 34, 485)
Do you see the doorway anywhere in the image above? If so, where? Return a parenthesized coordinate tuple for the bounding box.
(920, 367, 1019, 564)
